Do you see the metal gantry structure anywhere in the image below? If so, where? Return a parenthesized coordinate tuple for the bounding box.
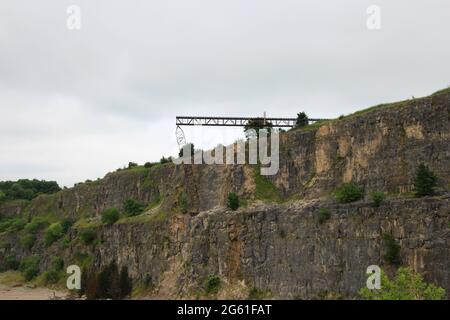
(175, 114, 329, 148)
(176, 116, 328, 128)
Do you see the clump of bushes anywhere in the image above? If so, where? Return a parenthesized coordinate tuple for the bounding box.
(128, 162, 138, 169)
(383, 233, 401, 266)
(61, 218, 74, 233)
(42, 257, 65, 285)
(79, 228, 97, 245)
(370, 191, 385, 207)
(0, 217, 26, 233)
(413, 163, 438, 197)
(317, 208, 331, 224)
(0, 179, 60, 201)
(20, 233, 36, 250)
(3, 255, 20, 271)
(144, 162, 153, 168)
(19, 255, 41, 281)
(123, 199, 145, 217)
(360, 267, 445, 300)
(160, 156, 171, 164)
(205, 275, 221, 295)
(333, 183, 364, 203)
(82, 261, 133, 300)
(61, 235, 71, 249)
(227, 192, 239, 211)
(43, 222, 64, 247)
(101, 208, 120, 224)
(24, 216, 49, 234)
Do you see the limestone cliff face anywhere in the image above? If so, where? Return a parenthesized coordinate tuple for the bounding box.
(2, 197, 448, 299)
(274, 92, 450, 198)
(16, 90, 450, 219)
(87, 197, 449, 299)
(0, 89, 449, 299)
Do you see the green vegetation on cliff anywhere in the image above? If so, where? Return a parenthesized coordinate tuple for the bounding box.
(253, 166, 281, 202)
(101, 208, 120, 224)
(0, 179, 60, 202)
(227, 192, 240, 211)
(383, 233, 401, 266)
(333, 184, 364, 203)
(123, 199, 146, 217)
(360, 267, 445, 300)
(413, 163, 438, 197)
(370, 191, 385, 207)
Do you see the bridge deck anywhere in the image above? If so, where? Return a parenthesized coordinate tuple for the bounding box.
(176, 116, 328, 128)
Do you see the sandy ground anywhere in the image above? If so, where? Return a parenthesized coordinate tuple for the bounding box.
(0, 284, 69, 300)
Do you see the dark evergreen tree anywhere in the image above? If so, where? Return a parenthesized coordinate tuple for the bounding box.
(97, 264, 111, 298)
(106, 261, 121, 299)
(295, 112, 309, 128)
(85, 272, 99, 300)
(119, 266, 133, 299)
(227, 192, 239, 211)
(413, 163, 438, 197)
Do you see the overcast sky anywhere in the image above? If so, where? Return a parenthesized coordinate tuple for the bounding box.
(1, 0, 449, 187)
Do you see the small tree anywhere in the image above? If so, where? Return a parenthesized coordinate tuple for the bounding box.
(227, 192, 239, 211)
(106, 261, 121, 299)
(20, 234, 36, 250)
(43, 223, 64, 247)
(51, 257, 64, 271)
(24, 216, 49, 234)
(370, 191, 385, 207)
(4, 255, 20, 271)
(360, 267, 445, 300)
(205, 275, 221, 295)
(413, 163, 438, 197)
(144, 162, 152, 168)
(123, 199, 145, 217)
(61, 218, 74, 233)
(0, 191, 6, 203)
(160, 156, 170, 164)
(119, 266, 133, 299)
(295, 112, 309, 128)
(79, 229, 96, 245)
(101, 208, 120, 224)
(128, 162, 138, 169)
(19, 255, 41, 281)
(383, 233, 401, 266)
(333, 183, 364, 203)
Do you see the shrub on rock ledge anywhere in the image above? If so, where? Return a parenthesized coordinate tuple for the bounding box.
(227, 192, 239, 211)
(101, 208, 120, 224)
(333, 183, 364, 203)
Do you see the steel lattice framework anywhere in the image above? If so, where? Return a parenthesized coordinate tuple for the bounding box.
(174, 115, 329, 149)
(176, 116, 328, 128)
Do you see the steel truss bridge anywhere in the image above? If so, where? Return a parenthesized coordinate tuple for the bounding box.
(176, 116, 328, 128)
(175, 115, 329, 148)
